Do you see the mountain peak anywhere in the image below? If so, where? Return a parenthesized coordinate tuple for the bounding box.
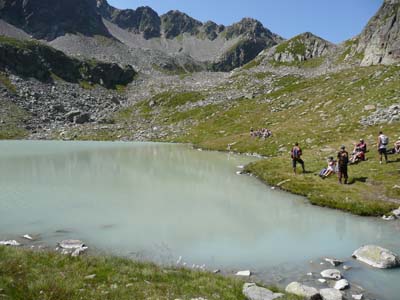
(161, 10, 203, 39)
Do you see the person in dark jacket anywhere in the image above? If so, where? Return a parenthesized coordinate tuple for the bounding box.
(291, 143, 305, 174)
(337, 145, 349, 184)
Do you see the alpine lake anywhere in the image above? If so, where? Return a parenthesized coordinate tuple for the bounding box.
(0, 141, 399, 299)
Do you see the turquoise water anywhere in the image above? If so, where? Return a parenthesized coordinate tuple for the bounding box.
(0, 141, 399, 298)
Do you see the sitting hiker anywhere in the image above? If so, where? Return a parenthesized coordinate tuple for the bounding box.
(350, 139, 367, 163)
(319, 157, 337, 178)
(250, 127, 255, 137)
(395, 137, 400, 154)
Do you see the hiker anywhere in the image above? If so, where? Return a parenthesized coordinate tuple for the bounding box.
(337, 145, 349, 184)
(395, 137, 400, 154)
(319, 157, 337, 178)
(350, 139, 367, 164)
(291, 142, 305, 174)
(377, 131, 389, 164)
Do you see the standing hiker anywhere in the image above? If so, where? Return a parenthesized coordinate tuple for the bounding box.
(291, 143, 305, 174)
(337, 145, 349, 184)
(378, 131, 389, 164)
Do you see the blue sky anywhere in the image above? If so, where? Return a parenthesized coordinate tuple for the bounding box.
(108, 0, 383, 43)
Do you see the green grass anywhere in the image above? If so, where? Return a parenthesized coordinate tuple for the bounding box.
(79, 80, 95, 90)
(0, 247, 303, 300)
(0, 72, 17, 93)
(275, 35, 307, 57)
(0, 98, 30, 140)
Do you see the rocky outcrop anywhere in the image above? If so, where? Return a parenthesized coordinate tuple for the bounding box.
(0, 36, 136, 88)
(243, 283, 284, 300)
(360, 103, 400, 126)
(202, 21, 225, 41)
(352, 245, 400, 268)
(356, 0, 400, 66)
(285, 282, 321, 300)
(161, 10, 203, 39)
(0, 0, 111, 40)
(103, 5, 161, 39)
(272, 32, 334, 63)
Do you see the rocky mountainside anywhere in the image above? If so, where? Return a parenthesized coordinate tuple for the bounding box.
(0, 0, 282, 72)
(355, 0, 400, 66)
(0, 0, 110, 40)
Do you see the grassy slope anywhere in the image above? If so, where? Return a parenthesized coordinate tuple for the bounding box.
(112, 65, 400, 216)
(0, 247, 302, 300)
(0, 73, 30, 139)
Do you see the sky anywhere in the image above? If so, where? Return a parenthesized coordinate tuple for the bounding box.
(108, 0, 383, 44)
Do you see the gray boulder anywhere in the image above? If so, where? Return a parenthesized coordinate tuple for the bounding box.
(320, 269, 342, 280)
(334, 279, 349, 290)
(352, 245, 400, 268)
(58, 239, 86, 250)
(320, 288, 343, 300)
(243, 283, 284, 300)
(285, 282, 321, 300)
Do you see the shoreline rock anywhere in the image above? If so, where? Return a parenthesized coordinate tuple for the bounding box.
(352, 245, 400, 269)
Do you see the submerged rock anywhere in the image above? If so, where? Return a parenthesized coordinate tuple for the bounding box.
(352, 245, 400, 269)
(320, 269, 342, 280)
(319, 288, 342, 300)
(285, 282, 321, 300)
(324, 258, 343, 267)
(243, 283, 284, 300)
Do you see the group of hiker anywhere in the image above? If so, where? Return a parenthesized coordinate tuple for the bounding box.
(290, 131, 400, 184)
(250, 127, 273, 139)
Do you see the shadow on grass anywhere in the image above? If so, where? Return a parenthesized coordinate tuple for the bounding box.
(349, 177, 368, 185)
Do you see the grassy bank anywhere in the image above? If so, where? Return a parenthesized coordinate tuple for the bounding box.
(0, 246, 302, 300)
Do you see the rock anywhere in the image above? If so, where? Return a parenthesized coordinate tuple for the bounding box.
(58, 240, 86, 250)
(352, 245, 400, 268)
(324, 258, 343, 267)
(65, 110, 81, 122)
(334, 279, 349, 290)
(319, 288, 342, 300)
(71, 247, 87, 257)
(392, 209, 400, 218)
(352, 294, 363, 300)
(243, 283, 284, 300)
(236, 270, 251, 277)
(382, 215, 396, 221)
(320, 269, 342, 280)
(342, 265, 352, 271)
(23, 234, 33, 240)
(364, 105, 376, 111)
(285, 282, 321, 300)
(0, 240, 20, 246)
(318, 279, 327, 283)
(84, 274, 96, 280)
(74, 112, 91, 124)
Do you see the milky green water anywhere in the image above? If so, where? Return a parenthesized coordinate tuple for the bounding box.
(0, 141, 399, 298)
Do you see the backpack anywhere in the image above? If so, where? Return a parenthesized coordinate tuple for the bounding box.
(380, 135, 389, 146)
(292, 147, 301, 159)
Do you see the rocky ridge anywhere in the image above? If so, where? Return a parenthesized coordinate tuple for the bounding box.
(356, 0, 400, 66)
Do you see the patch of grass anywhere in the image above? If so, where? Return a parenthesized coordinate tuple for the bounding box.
(0, 99, 30, 140)
(79, 80, 95, 90)
(0, 247, 247, 300)
(115, 84, 126, 94)
(0, 72, 17, 93)
(241, 59, 262, 70)
(275, 35, 306, 57)
(151, 91, 205, 108)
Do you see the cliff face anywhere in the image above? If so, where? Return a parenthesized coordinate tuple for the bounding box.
(356, 0, 400, 66)
(0, 0, 110, 40)
(0, 36, 136, 88)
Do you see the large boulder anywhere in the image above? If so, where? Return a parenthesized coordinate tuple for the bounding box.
(352, 245, 400, 269)
(285, 282, 321, 300)
(320, 288, 343, 300)
(243, 283, 284, 300)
